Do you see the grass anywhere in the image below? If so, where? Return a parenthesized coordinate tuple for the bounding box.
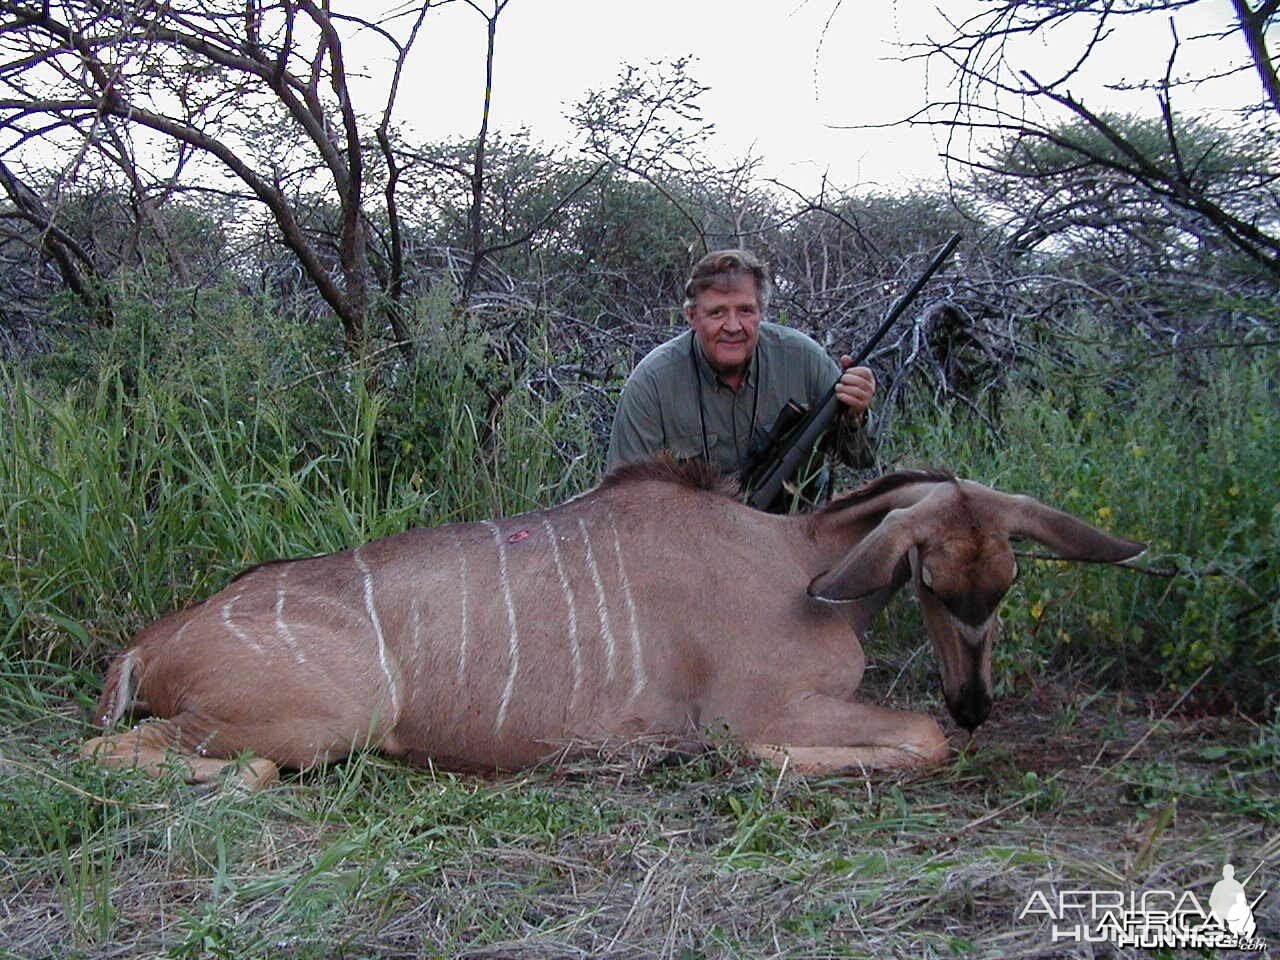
(4, 671, 1277, 958)
(2, 327, 1278, 957)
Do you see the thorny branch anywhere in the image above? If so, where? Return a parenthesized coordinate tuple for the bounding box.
(898, 0, 1280, 279)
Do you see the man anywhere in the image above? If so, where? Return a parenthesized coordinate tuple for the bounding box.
(606, 249, 876, 505)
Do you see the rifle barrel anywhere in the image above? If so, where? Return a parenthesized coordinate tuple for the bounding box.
(852, 232, 961, 367)
(745, 232, 961, 511)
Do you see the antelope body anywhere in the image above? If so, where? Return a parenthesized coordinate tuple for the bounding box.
(84, 462, 1144, 788)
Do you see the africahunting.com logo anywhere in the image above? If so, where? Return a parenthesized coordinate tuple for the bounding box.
(1019, 862, 1268, 951)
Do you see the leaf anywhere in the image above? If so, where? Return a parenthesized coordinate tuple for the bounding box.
(47, 613, 90, 646)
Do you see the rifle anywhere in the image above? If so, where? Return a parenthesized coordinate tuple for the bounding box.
(742, 232, 962, 511)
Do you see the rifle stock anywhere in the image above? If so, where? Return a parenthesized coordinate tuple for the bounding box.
(743, 232, 961, 511)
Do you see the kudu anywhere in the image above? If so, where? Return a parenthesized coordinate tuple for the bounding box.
(83, 462, 1144, 788)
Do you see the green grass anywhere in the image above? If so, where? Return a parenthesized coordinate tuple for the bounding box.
(0, 349, 598, 673)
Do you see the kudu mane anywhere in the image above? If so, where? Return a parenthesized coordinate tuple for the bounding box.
(600, 462, 962, 517)
(598, 456, 739, 498)
(229, 465, 952, 593)
(227, 556, 307, 586)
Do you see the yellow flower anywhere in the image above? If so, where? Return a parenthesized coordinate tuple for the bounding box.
(1097, 506, 1114, 522)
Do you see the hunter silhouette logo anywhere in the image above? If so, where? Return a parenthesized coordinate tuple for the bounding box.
(1210, 863, 1264, 940)
(1019, 861, 1268, 951)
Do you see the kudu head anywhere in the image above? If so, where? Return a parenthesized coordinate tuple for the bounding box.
(807, 474, 1145, 731)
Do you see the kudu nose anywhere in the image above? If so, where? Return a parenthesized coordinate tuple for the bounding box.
(947, 683, 993, 731)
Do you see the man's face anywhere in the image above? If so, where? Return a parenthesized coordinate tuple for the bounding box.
(685, 273, 762, 381)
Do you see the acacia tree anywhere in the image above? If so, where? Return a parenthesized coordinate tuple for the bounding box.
(966, 112, 1278, 281)
(902, 0, 1280, 281)
(571, 57, 765, 256)
(0, 0, 443, 355)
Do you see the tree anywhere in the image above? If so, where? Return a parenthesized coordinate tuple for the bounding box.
(0, 0, 437, 355)
(901, 0, 1280, 280)
(571, 57, 761, 257)
(0, 158, 113, 330)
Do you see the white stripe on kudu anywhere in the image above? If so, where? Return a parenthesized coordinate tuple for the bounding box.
(454, 533, 472, 687)
(541, 515, 583, 706)
(220, 589, 265, 654)
(354, 547, 400, 717)
(608, 518, 646, 701)
(273, 573, 307, 666)
(483, 521, 521, 734)
(408, 595, 425, 687)
(577, 516, 617, 682)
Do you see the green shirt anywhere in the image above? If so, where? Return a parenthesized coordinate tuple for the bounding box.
(606, 322, 844, 475)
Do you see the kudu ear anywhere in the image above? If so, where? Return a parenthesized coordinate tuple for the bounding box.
(808, 509, 917, 602)
(1006, 495, 1146, 563)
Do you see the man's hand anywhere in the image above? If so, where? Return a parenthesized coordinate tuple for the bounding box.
(835, 356, 876, 416)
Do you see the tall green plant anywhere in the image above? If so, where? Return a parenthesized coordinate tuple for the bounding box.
(1, 313, 598, 678)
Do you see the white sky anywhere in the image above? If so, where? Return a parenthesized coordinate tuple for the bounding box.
(360, 0, 953, 192)
(353, 0, 1263, 195)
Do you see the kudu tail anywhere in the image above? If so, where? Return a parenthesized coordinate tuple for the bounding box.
(95, 649, 144, 729)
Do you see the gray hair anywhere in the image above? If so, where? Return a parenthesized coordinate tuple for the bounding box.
(683, 249, 772, 312)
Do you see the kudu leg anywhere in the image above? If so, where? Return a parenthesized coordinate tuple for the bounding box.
(82, 720, 280, 790)
(746, 694, 949, 773)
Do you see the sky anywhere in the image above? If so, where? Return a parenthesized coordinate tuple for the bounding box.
(358, 0, 956, 193)
(348, 0, 1263, 196)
